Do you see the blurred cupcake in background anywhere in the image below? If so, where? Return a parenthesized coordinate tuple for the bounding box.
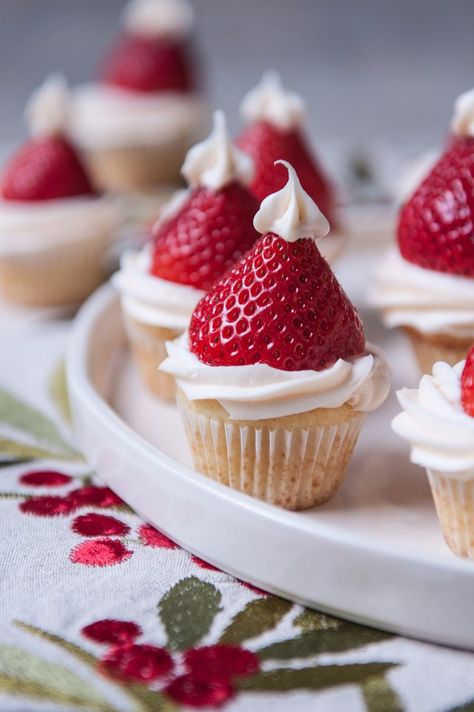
(70, 0, 210, 195)
(0, 76, 122, 308)
(114, 111, 259, 400)
(370, 89, 474, 373)
(393, 347, 474, 559)
(235, 72, 345, 263)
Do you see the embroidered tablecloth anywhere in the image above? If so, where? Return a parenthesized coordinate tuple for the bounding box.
(1, 304, 474, 712)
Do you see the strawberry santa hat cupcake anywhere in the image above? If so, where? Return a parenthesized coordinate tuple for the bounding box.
(161, 162, 390, 510)
(235, 72, 344, 263)
(0, 76, 122, 307)
(393, 347, 474, 558)
(70, 0, 209, 192)
(114, 111, 259, 400)
(371, 89, 474, 373)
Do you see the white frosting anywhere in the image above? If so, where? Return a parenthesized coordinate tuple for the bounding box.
(370, 248, 474, 338)
(254, 160, 329, 242)
(113, 247, 204, 330)
(161, 336, 390, 420)
(70, 84, 209, 149)
(393, 361, 474, 478)
(0, 196, 123, 256)
(25, 75, 70, 138)
(123, 0, 194, 39)
(451, 88, 474, 137)
(182, 111, 254, 190)
(241, 72, 306, 131)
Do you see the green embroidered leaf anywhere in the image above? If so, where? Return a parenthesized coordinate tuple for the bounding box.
(126, 684, 177, 712)
(0, 492, 32, 500)
(0, 386, 77, 457)
(0, 458, 32, 469)
(294, 609, 341, 631)
(361, 674, 403, 712)
(258, 624, 391, 660)
(219, 598, 292, 644)
(0, 438, 74, 462)
(158, 577, 222, 651)
(0, 645, 115, 712)
(49, 360, 72, 424)
(14, 622, 97, 668)
(447, 701, 474, 712)
(237, 662, 397, 693)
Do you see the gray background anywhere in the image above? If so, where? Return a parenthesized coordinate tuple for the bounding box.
(1, 0, 474, 158)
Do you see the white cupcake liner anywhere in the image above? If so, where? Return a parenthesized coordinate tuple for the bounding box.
(178, 396, 366, 510)
(427, 469, 474, 559)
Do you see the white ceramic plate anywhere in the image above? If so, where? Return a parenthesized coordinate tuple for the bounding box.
(66, 246, 474, 651)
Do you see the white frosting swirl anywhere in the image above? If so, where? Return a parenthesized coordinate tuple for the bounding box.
(113, 247, 204, 330)
(392, 361, 474, 478)
(451, 88, 474, 137)
(70, 84, 209, 149)
(123, 0, 194, 39)
(253, 160, 330, 242)
(25, 75, 70, 138)
(241, 72, 306, 131)
(0, 196, 123, 256)
(369, 248, 474, 338)
(182, 111, 254, 190)
(161, 336, 390, 420)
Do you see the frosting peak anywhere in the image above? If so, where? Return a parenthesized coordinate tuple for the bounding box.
(25, 75, 70, 138)
(241, 72, 306, 131)
(451, 89, 474, 137)
(182, 110, 254, 190)
(123, 0, 194, 39)
(253, 160, 330, 242)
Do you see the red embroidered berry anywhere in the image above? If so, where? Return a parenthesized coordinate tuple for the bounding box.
(101, 643, 174, 682)
(82, 620, 142, 645)
(20, 496, 75, 517)
(191, 556, 219, 572)
(68, 487, 123, 509)
(184, 646, 260, 679)
(189, 232, 365, 371)
(165, 673, 234, 708)
(70, 539, 133, 567)
(461, 345, 474, 417)
(138, 524, 178, 549)
(19, 470, 72, 487)
(1, 136, 95, 202)
(72, 513, 130, 537)
(398, 136, 474, 277)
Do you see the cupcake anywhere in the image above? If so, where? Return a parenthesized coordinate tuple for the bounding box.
(162, 161, 390, 509)
(392, 347, 474, 558)
(70, 0, 209, 192)
(370, 90, 474, 373)
(0, 76, 122, 308)
(114, 111, 260, 399)
(235, 72, 345, 263)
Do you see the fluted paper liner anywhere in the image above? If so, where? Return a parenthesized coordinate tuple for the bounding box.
(403, 327, 472, 375)
(123, 314, 178, 401)
(177, 390, 366, 510)
(427, 469, 474, 559)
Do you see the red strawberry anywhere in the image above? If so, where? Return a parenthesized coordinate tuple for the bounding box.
(189, 232, 365, 371)
(236, 121, 336, 224)
(150, 183, 260, 290)
(1, 136, 95, 202)
(100, 34, 194, 93)
(461, 345, 474, 417)
(398, 136, 474, 277)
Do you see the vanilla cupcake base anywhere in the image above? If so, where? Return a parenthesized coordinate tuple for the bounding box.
(177, 390, 366, 510)
(403, 327, 472, 374)
(123, 314, 178, 400)
(0, 235, 110, 308)
(427, 469, 474, 559)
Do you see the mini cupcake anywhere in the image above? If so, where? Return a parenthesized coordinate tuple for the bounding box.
(392, 347, 474, 558)
(371, 90, 474, 373)
(235, 72, 344, 263)
(0, 76, 122, 308)
(162, 162, 390, 509)
(70, 0, 209, 192)
(114, 111, 260, 399)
